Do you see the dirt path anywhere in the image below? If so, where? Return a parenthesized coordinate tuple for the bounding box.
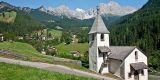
(0, 57, 116, 80)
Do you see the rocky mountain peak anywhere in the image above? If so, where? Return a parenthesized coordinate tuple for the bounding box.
(37, 5, 47, 12)
(0, 1, 15, 9)
(99, 1, 137, 16)
(48, 1, 137, 19)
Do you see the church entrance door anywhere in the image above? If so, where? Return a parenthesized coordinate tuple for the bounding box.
(134, 70, 139, 80)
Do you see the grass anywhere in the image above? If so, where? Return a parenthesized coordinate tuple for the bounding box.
(0, 62, 96, 80)
(0, 41, 52, 63)
(149, 78, 158, 80)
(55, 43, 89, 54)
(0, 42, 89, 71)
(0, 11, 17, 23)
(35, 29, 62, 39)
(48, 29, 62, 38)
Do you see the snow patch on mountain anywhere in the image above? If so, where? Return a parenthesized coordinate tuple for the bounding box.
(47, 1, 137, 19)
(99, 1, 137, 15)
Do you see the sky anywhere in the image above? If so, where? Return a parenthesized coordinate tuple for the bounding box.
(1, 0, 148, 10)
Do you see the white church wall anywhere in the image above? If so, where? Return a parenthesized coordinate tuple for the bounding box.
(97, 55, 103, 72)
(97, 54, 109, 73)
(96, 33, 109, 73)
(97, 34, 109, 47)
(89, 34, 98, 72)
(101, 67, 109, 74)
(124, 48, 148, 80)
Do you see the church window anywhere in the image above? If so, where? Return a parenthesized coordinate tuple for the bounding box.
(101, 34, 104, 41)
(135, 51, 138, 60)
(92, 34, 94, 41)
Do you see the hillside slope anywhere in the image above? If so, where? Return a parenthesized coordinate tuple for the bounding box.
(0, 42, 52, 62)
(0, 11, 16, 23)
(0, 62, 95, 80)
(0, 1, 44, 36)
(0, 10, 43, 36)
(0, 1, 121, 31)
(109, 0, 160, 70)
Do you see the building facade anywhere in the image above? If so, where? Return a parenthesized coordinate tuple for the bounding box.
(88, 6, 148, 80)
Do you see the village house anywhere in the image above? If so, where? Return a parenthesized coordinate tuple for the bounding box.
(89, 6, 148, 80)
(70, 51, 81, 57)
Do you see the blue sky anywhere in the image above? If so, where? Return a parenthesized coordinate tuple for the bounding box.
(1, 0, 148, 9)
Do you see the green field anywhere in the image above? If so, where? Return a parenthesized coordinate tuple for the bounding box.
(56, 43, 89, 54)
(0, 42, 89, 71)
(0, 11, 17, 23)
(0, 42, 52, 63)
(48, 29, 62, 38)
(0, 62, 95, 80)
(35, 29, 62, 39)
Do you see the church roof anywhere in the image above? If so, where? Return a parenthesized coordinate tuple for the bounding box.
(130, 62, 148, 70)
(98, 46, 111, 53)
(109, 46, 136, 60)
(88, 14, 110, 34)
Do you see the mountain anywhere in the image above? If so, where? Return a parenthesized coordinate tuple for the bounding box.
(109, 0, 160, 70)
(0, 1, 15, 9)
(0, 2, 43, 36)
(37, 5, 47, 12)
(0, 1, 119, 30)
(0, 11, 43, 36)
(28, 9, 93, 30)
(47, 1, 137, 20)
(1, 1, 131, 30)
(0, 1, 136, 20)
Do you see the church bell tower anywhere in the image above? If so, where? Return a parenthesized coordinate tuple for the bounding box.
(88, 6, 110, 74)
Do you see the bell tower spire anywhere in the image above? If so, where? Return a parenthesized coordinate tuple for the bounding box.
(89, 5, 110, 74)
(97, 5, 100, 15)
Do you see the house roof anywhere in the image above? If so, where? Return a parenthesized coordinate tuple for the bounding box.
(109, 46, 136, 60)
(98, 46, 111, 53)
(0, 33, 3, 36)
(130, 62, 148, 70)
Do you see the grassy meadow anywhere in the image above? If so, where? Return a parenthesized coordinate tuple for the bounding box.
(48, 29, 62, 38)
(0, 41, 52, 63)
(0, 62, 96, 80)
(0, 11, 17, 23)
(56, 43, 89, 54)
(0, 42, 89, 71)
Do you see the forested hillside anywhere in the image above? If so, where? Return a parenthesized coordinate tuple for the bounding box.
(109, 0, 160, 70)
(28, 10, 94, 30)
(0, 10, 43, 37)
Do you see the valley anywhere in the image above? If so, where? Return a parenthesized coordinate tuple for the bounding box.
(0, 0, 160, 80)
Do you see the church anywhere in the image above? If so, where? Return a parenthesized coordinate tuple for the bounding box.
(88, 6, 148, 80)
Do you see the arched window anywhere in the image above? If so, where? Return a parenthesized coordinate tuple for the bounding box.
(101, 34, 104, 41)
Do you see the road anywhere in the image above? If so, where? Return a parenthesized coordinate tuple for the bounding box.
(0, 57, 116, 80)
(149, 75, 160, 80)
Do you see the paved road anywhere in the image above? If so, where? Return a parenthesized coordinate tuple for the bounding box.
(149, 75, 160, 80)
(0, 57, 116, 80)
